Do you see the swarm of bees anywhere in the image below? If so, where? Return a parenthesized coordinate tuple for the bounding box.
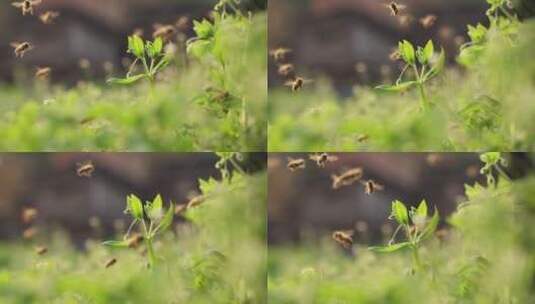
(270, 47, 312, 92)
(76, 160, 95, 178)
(382, 2, 439, 30)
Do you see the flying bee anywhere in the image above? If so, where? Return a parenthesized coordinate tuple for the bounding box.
(309, 153, 338, 168)
(277, 64, 295, 78)
(285, 77, 313, 92)
(384, 1, 406, 16)
(186, 194, 205, 209)
(176, 16, 190, 31)
(21, 207, 38, 224)
(126, 234, 144, 248)
(269, 48, 292, 63)
(35, 66, 51, 80)
(39, 11, 60, 24)
(10, 42, 33, 58)
(356, 134, 370, 142)
(76, 161, 95, 178)
(153, 24, 177, 41)
(332, 230, 353, 249)
(12, 0, 41, 16)
(361, 180, 384, 195)
(35, 246, 48, 255)
(23, 227, 37, 239)
(132, 28, 144, 37)
(331, 167, 363, 189)
(419, 14, 437, 29)
(104, 258, 117, 268)
(287, 157, 306, 172)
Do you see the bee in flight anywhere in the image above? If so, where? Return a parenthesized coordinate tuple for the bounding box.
(309, 153, 338, 168)
(39, 11, 60, 24)
(384, 1, 406, 16)
(285, 77, 313, 92)
(12, 0, 41, 16)
(76, 160, 95, 178)
(419, 14, 437, 29)
(10, 42, 33, 58)
(287, 157, 306, 172)
(277, 63, 295, 78)
(332, 230, 353, 249)
(361, 180, 384, 195)
(21, 207, 38, 224)
(331, 167, 363, 189)
(104, 258, 117, 268)
(269, 48, 292, 63)
(35, 66, 51, 80)
(153, 24, 177, 41)
(35, 246, 48, 255)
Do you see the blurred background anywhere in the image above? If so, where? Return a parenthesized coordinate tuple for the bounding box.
(269, 0, 489, 96)
(268, 153, 534, 247)
(0, 0, 266, 85)
(0, 153, 265, 246)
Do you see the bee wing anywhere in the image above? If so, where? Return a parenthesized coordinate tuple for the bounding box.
(284, 80, 295, 87)
(302, 79, 314, 84)
(10, 42, 20, 48)
(153, 23, 164, 30)
(309, 154, 319, 161)
(31, 0, 42, 4)
(12, 2, 24, 8)
(397, 4, 407, 10)
(327, 155, 339, 162)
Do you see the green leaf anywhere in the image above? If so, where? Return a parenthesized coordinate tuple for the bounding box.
(107, 74, 147, 85)
(391, 200, 409, 225)
(423, 40, 434, 63)
(129, 35, 145, 58)
(152, 37, 163, 56)
(369, 242, 412, 253)
(193, 20, 215, 39)
(467, 24, 487, 43)
(154, 203, 175, 234)
(420, 208, 440, 241)
(148, 194, 163, 220)
(126, 194, 144, 220)
(102, 240, 129, 248)
(399, 40, 415, 64)
(416, 200, 428, 218)
(375, 81, 417, 93)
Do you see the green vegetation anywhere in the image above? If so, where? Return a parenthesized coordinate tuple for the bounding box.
(269, 0, 534, 151)
(268, 152, 535, 303)
(0, 1, 266, 151)
(0, 154, 267, 303)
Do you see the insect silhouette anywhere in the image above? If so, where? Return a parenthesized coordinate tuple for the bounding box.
(12, 0, 41, 16)
(420, 15, 438, 29)
(309, 153, 338, 168)
(21, 207, 38, 224)
(39, 11, 60, 24)
(269, 48, 292, 63)
(105, 258, 117, 268)
(287, 157, 306, 172)
(153, 24, 177, 41)
(331, 167, 363, 189)
(285, 77, 313, 92)
(277, 64, 295, 78)
(35, 67, 51, 80)
(76, 161, 95, 178)
(10, 42, 33, 58)
(35, 246, 48, 255)
(362, 180, 384, 195)
(384, 1, 406, 16)
(332, 230, 354, 249)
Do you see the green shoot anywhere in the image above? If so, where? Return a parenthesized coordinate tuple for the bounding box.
(103, 194, 174, 268)
(376, 40, 445, 111)
(369, 199, 439, 273)
(107, 36, 170, 86)
(479, 152, 511, 187)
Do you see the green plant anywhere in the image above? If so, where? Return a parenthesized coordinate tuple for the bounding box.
(108, 36, 170, 86)
(376, 40, 445, 111)
(369, 199, 439, 272)
(103, 194, 174, 268)
(479, 152, 511, 186)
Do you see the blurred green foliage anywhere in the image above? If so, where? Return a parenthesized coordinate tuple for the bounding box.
(269, 4, 535, 151)
(268, 153, 535, 303)
(0, 158, 266, 303)
(0, 5, 266, 152)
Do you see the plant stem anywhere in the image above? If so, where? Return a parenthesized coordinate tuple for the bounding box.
(411, 246, 422, 272)
(145, 236, 157, 268)
(417, 83, 428, 111)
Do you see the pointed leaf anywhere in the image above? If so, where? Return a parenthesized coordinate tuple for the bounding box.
(130, 35, 145, 58)
(154, 203, 175, 234)
(369, 242, 412, 253)
(126, 194, 144, 220)
(423, 40, 434, 63)
(102, 240, 129, 248)
(391, 200, 409, 225)
(107, 74, 147, 85)
(148, 194, 163, 220)
(420, 207, 440, 241)
(416, 200, 428, 218)
(375, 81, 417, 93)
